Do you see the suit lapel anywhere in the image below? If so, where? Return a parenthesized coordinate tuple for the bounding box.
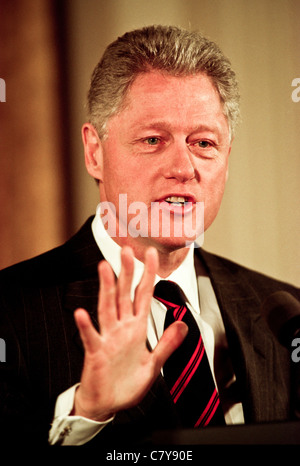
(198, 248, 277, 422)
(61, 218, 103, 354)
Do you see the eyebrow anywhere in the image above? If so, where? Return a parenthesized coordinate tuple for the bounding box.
(134, 121, 223, 134)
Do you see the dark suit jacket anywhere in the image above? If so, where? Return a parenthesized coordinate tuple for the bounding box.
(0, 217, 299, 445)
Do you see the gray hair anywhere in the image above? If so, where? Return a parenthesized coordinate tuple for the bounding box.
(87, 25, 240, 139)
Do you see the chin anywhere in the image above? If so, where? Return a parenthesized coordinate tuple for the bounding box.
(150, 235, 197, 252)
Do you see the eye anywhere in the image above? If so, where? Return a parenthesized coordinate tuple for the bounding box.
(188, 139, 218, 159)
(196, 140, 212, 148)
(144, 137, 160, 145)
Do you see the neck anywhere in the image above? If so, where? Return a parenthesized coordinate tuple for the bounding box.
(155, 246, 190, 278)
(116, 236, 190, 277)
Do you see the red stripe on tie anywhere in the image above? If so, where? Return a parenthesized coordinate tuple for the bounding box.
(174, 305, 187, 321)
(171, 337, 205, 403)
(155, 295, 188, 326)
(154, 296, 176, 309)
(194, 388, 220, 427)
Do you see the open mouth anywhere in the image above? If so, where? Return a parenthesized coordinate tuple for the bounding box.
(157, 195, 195, 214)
(163, 195, 195, 205)
(164, 196, 190, 206)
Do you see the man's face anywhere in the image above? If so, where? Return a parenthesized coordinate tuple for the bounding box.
(96, 71, 232, 253)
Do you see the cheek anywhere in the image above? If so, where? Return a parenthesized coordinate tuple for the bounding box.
(102, 156, 149, 204)
(202, 163, 228, 224)
(202, 159, 228, 193)
(210, 170, 228, 203)
(102, 151, 126, 185)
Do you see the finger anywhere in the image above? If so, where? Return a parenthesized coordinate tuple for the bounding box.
(74, 308, 101, 354)
(117, 247, 134, 319)
(153, 321, 188, 369)
(134, 247, 158, 316)
(97, 260, 118, 332)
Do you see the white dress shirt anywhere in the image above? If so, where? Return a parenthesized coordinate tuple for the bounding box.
(49, 205, 244, 445)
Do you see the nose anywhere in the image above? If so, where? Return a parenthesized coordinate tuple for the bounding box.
(163, 141, 197, 182)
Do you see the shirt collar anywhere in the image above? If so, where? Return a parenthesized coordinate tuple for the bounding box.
(91, 204, 200, 313)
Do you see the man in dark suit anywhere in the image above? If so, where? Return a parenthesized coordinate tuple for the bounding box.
(0, 25, 299, 446)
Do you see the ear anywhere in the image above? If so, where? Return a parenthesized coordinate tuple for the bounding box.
(82, 123, 103, 181)
(225, 140, 233, 182)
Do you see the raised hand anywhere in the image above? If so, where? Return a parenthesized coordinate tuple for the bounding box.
(72, 246, 188, 422)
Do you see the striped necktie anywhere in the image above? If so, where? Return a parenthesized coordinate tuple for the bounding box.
(154, 280, 225, 428)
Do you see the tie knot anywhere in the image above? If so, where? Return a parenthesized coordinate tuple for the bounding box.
(154, 280, 186, 307)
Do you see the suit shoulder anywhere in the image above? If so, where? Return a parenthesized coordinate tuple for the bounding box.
(0, 217, 100, 289)
(0, 243, 71, 288)
(199, 248, 300, 298)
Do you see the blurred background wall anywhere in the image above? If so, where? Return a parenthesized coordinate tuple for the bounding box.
(0, 0, 299, 286)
